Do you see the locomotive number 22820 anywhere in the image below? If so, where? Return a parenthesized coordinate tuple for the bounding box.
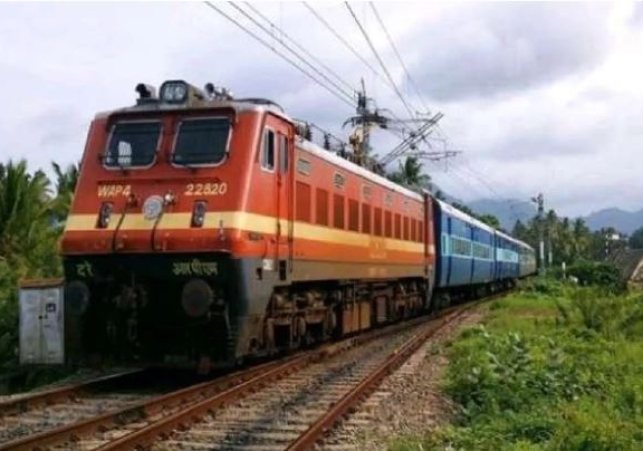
(184, 182, 228, 196)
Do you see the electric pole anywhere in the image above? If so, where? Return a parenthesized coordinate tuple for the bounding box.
(532, 193, 545, 276)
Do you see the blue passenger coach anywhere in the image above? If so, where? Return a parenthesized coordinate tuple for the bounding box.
(494, 230, 521, 282)
(433, 199, 496, 290)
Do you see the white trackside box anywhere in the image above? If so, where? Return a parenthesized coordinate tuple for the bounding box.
(19, 279, 65, 365)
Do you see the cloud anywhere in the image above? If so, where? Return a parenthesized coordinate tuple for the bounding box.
(631, 3, 643, 26)
(408, 3, 614, 102)
(0, 1, 640, 219)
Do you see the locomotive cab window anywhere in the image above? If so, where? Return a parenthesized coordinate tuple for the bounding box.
(172, 118, 230, 166)
(105, 121, 162, 168)
(262, 129, 276, 171)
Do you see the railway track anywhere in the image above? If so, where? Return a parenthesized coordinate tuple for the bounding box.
(0, 369, 151, 444)
(152, 303, 478, 451)
(0, 368, 199, 449)
(0, 299, 487, 451)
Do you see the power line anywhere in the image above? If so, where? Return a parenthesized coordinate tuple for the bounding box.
(302, 2, 395, 92)
(344, 1, 416, 119)
(369, 2, 430, 114)
(243, 2, 357, 95)
(202, 2, 354, 109)
(228, 3, 355, 103)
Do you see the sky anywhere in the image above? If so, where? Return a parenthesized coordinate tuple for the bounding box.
(0, 1, 642, 218)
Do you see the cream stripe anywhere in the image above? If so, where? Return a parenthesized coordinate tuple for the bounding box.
(65, 212, 436, 255)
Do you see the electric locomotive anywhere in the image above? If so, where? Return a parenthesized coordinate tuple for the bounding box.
(60, 80, 436, 370)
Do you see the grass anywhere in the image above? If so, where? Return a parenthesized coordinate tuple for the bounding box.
(390, 279, 643, 451)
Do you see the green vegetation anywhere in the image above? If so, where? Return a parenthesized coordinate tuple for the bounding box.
(390, 279, 643, 450)
(0, 160, 78, 367)
(513, 211, 627, 265)
(629, 226, 643, 249)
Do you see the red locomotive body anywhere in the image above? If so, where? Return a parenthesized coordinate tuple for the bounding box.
(60, 81, 435, 368)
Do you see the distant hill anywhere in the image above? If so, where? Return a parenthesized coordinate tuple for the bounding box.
(467, 199, 537, 231)
(463, 198, 643, 235)
(583, 208, 643, 235)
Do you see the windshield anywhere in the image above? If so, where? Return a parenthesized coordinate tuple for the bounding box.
(172, 118, 230, 166)
(105, 121, 161, 168)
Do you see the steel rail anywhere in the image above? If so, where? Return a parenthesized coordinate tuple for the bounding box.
(0, 359, 286, 451)
(0, 369, 144, 418)
(286, 298, 498, 450)
(0, 310, 437, 450)
(91, 318, 422, 451)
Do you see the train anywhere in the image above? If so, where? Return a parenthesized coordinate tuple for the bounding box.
(34, 80, 536, 371)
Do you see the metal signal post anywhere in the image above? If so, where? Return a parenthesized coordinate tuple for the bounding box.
(532, 193, 545, 276)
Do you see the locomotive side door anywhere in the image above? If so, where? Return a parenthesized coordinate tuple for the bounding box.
(263, 114, 293, 281)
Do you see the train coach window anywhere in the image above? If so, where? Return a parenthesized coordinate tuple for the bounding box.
(384, 211, 392, 237)
(105, 121, 161, 168)
(261, 129, 276, 171)
(173, 118, 230, 166)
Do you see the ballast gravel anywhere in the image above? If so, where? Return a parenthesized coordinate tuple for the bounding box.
(318, 305, 489, 451)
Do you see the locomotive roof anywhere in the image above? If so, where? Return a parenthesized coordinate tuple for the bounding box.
(94, 96, 423, 203)
(94, 98, 290, 121)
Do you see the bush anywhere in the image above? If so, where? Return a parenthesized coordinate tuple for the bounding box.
(566, 261, 623, 292)
(395, 285, 643, 451)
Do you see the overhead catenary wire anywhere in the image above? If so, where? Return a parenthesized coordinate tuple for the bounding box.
(227, 2, 356, 103)
(302, 2, 397, 93)
(369, 2, 431, 115)
(203, 2, 355, 109)
(344, 1, 417, 119)
(242, 2, 357, 95)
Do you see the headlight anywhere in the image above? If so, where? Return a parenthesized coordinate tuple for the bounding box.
(142, 195, 164, 221)
(97, 202, 113, 228)
(191, 201, 207, 228)
(160, 80, 188, 104)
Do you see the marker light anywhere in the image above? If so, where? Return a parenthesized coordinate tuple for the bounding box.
(97, 202, 113, 228)
(191, 201, 207, 228)
(163, 191, 176, 206)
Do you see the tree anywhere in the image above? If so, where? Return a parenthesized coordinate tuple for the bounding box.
(478, 214, 501, 229)
(629, 226, 643, 249)
(50, 161, 80, 226)
(0, 159, 63, 363)
(0, 160, 55, 270)
(387, 156, 431, 191)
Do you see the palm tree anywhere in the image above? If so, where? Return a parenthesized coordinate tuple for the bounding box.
(0, 160, 54, 273)
(50, 161, 80, 224)
(387, 156, 431, 191)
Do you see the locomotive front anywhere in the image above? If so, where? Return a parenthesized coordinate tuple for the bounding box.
(61, 81, 259, 369)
